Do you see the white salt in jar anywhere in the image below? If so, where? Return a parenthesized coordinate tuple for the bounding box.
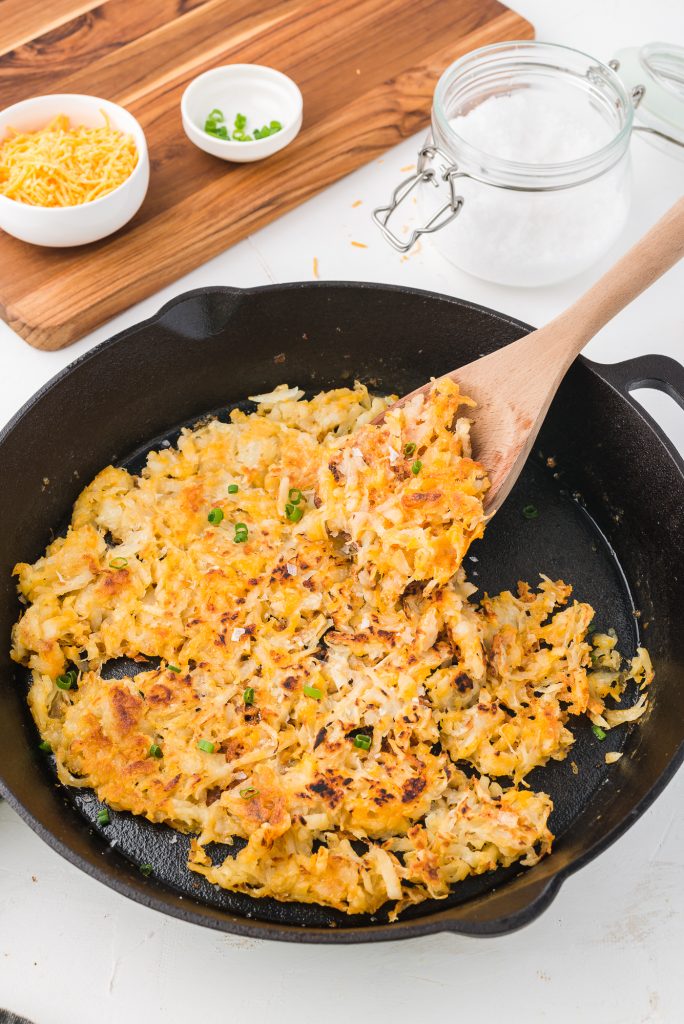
(374, 42, 635, 286)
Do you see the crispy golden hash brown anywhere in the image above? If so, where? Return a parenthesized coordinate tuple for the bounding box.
(11, 380, 653, 917)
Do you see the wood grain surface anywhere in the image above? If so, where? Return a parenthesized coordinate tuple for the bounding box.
(0, 0, 533, 349)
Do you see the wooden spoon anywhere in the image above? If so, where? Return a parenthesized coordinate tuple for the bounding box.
(380, 196, 684, 513)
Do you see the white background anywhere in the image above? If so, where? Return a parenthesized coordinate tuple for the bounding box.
(1, 2, 683, 1021)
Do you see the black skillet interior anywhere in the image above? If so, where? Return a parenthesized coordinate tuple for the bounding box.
(0, 282, 682, 941)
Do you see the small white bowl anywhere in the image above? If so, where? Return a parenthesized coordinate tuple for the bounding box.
(181, 64, 303, 163)
(0, 93, 149, 248)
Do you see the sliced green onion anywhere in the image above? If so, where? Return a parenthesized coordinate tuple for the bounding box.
(403, 442, 416, 457)
(228, 483, 239, 494)
(285, 503, 304, 523)
(205, 120, 229, 139)
(254, 121, 283, 139)
(234, 522, 248, 543)
(243, 687, 255, 706)
(139, 863, 153, 877)
(204, 109, 228, 138)
(96, 808, 110, 826)
(148, 743, 163, 758)
(38, 740, 52, 753)
(208, 507, 224, 525)
(353, 734, 371, 751)
(198, 739, 215, 753)
(240, 787, 258, 799)
(109, 556, 128, 569)
(167, 664, 181, 673)
(234, 113, 247, 131)
(56, 670, 77, 690)
(592, 724, 607, 741)
(288, 487, 303, 504)
(411, 460, 422, 475)
(522, 504, 539, 520)
(303, 685, 322, 700)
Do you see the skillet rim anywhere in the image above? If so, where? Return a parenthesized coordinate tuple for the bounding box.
(1, 280, 683, 943)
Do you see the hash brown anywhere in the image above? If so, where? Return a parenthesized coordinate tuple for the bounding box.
(11, 380, 652, 917)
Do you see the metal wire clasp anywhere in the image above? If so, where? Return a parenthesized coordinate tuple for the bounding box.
(372, 146, 464, 253)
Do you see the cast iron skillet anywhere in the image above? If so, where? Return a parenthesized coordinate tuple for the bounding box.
(1, 282, 683, 943)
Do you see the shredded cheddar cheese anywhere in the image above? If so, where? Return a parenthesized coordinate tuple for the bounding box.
(0, 113, 138, 207)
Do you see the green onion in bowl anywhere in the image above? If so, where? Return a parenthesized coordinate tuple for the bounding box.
(203, 109, 283, 143)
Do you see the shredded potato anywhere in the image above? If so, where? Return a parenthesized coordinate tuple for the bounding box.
(10, 381, 652, 918)
(0, 113, 138, 206)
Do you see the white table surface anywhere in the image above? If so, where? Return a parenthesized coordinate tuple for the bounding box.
(1, 2, 683, 1021)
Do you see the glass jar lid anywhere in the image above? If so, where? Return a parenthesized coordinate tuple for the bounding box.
(612, 43, 684, 159)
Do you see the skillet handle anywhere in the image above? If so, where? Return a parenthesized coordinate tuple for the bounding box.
(438, 873, 564, 936)
(590, 353, 684, 463)
(596, 353, 684, 409)
(155, 286, 246, 340)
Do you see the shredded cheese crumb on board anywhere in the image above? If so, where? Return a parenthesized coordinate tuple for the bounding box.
(10, 381, 653, 918)
(0, 113, 138, 207)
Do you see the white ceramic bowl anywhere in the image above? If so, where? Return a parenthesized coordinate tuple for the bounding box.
(0, 93, 149, 247)
(181, 64, 303, 162)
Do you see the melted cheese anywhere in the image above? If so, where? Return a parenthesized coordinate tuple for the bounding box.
(11, 381, 652, 918)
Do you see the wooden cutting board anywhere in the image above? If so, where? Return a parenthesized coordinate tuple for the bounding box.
(0, 0, 533, 350)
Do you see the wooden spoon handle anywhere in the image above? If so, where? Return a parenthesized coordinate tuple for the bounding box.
(547, 195, 684, 362)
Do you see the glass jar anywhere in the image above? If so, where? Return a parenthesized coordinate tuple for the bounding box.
(374, 42, 637, 287)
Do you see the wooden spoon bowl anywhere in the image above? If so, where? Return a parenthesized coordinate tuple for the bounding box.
(378, 197, 684, 512)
